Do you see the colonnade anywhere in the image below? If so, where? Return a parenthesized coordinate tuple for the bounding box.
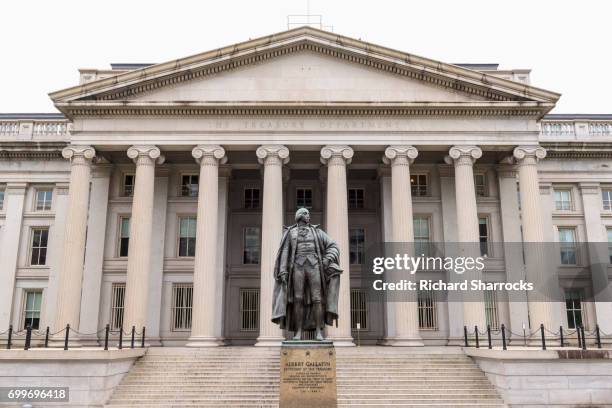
(53, 143, 551, 346)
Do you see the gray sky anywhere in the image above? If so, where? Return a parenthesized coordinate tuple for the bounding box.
(1, 0, 610, 113)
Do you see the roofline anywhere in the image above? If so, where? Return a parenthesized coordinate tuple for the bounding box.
(543, 114, 612, 120)
(0, 113, 66, 120)
(48, 26, 561, 104)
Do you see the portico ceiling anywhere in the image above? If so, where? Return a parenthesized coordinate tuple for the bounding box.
(49, 26, 560, 119)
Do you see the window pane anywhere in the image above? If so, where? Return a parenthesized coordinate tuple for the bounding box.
(123, 175, 134, 196)
(0, 190, 4, 210)
(349, 228, 365, 264)
(243, 227, 261, 264)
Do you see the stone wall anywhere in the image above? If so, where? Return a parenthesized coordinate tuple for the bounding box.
(0, 348, 144, 407)
(466, 348, 612, 407)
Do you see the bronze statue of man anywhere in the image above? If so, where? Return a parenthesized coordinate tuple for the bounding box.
(271, 208, 342, 341)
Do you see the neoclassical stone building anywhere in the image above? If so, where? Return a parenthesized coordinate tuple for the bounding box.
(1, 27, 611, 346)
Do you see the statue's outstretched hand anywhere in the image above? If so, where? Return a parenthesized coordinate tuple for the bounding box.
(323, 258, 331, 269)
(280, 274, 288, 285)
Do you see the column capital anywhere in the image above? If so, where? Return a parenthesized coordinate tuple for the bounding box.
(579, 182, 601, 195)
(62, 145, 96, 162)
(513, 145, 546, 164)
(256, 145, 289, 166)
(444, 145, 482, 166)
(383, 145, 418, 166)
(192, 145, 227, 166)
(127, 145, 165, 165)
(320, 145, 354, 166)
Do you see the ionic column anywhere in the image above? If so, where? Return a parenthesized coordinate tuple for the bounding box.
(255, 145, 289, 346)
(382, 146, 424, 346)
(321, 145, 355, 346)
(445, 145, 486, 328)
(513, 146, 558, 331)
(52, 146, 96, 342)
(187, 145, 227, 347)
(123, 145, 164, 333)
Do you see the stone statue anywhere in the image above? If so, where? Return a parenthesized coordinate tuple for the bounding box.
(271, 208, 342, 341)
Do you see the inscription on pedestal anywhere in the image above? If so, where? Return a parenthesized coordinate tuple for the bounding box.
(279, 341, 337, 408)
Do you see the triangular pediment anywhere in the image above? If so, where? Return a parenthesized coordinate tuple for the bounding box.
(50, 26, 559, 117)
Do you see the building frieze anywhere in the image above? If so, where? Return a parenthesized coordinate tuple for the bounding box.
(57, 101, 551, 118)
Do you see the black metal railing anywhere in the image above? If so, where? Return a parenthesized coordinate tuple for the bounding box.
(0, 324, 147, 350)
(462, 323, 610, 350)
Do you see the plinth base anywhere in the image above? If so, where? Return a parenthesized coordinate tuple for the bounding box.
(280, 340, 337, 408)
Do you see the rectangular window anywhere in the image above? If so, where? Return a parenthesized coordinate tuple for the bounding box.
(565, 289, 585, 329)
(348, 188, 365, 209)
(602, 189, 612, 211)
(554, 189, 572, 211)
(474, 174, 487, 197)
(410, 174, 428, 197)
(244, 188, 261, 209)
(413, 216, 430, 256)
(35, 189, 53, 211)
(559, 227, 577, 265)
(110, 283, 125, 331)
(30, 228, 49, 266)
(118, 217, 130, 257)
(171, 283, 193, 331)
(350, 289, 368, 330)
(479, 217, 489, 256)
(418, 290, 437, 330)
(178, 216, 197, 257)
(0, 188, 4, 210)
(349, 228, 365, 265)
(181, 174, 199, 197)
(296, 188, 313, 209)
(243, 227, 261, 265)
(608, 228, 612, 264)
(122, 174, 135, 197)
(23, 290, 42, 330)
(240, 288, 259, 331)
(484, 290, 499, 330)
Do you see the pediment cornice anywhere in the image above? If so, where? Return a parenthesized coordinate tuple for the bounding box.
(49, 27, 560, 117)
(54, 100, 553, 118)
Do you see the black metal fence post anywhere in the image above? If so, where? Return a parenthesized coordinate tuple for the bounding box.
(487, 324, 492, 349)
(596, 324, 601, 349)
(64, 324, 70, 350)
(559, 326, 564, 348)
(130, 326, 135, 349)
(24, 325, 32, 350)
(44, 326, 50, 348)
(104, 324, 109, 351)
(577, 325, 582, 349)
(463, 326, 468, 347)
(581, 326, 587, 350)
(7, 325, 13, 350)
(501, 324, 507, 350)
(474, 326, 480, 349)
(141, 326, 145, 348)
(540, 324, 546, 350)
(118, 327, 123, 350)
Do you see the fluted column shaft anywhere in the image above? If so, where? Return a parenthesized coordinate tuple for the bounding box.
(53, 146, 96, 336)
(255, 145, 289, 346)
(514, 146, 557, 330)
(187, 145, 226, 347)
(321, 145, 354, 346)
(446, 146, 486, 328)
(123, 146, 164, 333)
(383, 146, 424, 346)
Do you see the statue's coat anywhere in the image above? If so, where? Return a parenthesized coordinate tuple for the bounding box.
(271, 224, 342, 331)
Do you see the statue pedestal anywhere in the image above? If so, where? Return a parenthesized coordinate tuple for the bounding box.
(279, 340, 337, 408)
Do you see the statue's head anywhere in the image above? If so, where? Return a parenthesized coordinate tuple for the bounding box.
(295, 207, 311, 224)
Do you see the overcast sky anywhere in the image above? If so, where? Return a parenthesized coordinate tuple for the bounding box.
(1, 0, 610, 113)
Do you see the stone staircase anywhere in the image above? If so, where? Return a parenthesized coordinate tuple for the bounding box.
(105, 346, 506, 407)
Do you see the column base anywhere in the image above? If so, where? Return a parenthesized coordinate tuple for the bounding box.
(327, 336, 355, 347)
(186, 336, 223, 347)
(47, 336, 82, 349)
(254, 336, 284, 347)
(386, 336, 424, 347)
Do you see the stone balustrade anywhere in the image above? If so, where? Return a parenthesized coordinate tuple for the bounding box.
(540, 118, 612, 139)
(0, 116, 70, 141)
